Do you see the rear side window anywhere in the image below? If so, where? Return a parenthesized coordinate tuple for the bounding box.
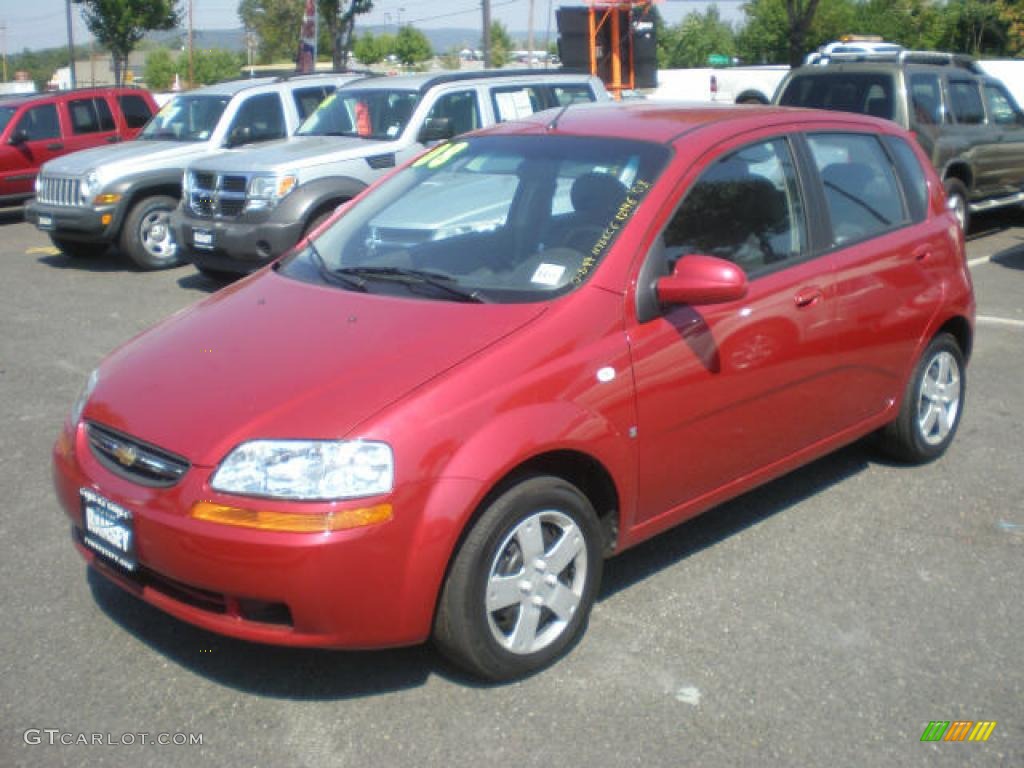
(779, 73, 895, 118)
(118, 93, 154, 128)
(69, 97, 115, 134)
(883, 136, 929, 222)
(491, 86, 544, 121)
(948, 80, 984, 124)
(909, 73, 942, 125)
(293, 86, 335, 120)
(14, 103, 60, 141)
(663, 138, 808, 276)
(808, 133, 908, 246)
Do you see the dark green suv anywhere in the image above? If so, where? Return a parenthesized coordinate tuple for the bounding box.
(775, 51, 1024, 230)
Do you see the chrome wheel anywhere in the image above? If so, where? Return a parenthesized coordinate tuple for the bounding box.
(947, 193, 966, 230)
(917, 350, 961, 446)
(140, 209, 177, 261)
(485, 509, 587, 655)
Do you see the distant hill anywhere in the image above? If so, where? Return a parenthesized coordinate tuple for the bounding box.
(145, 26, 544, 55)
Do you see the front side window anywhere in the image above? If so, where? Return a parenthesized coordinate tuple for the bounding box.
(298, 89, 420, 140)
(227, 93, 286, 144)
(426, 90, 481, 136)
(948, 80, 985, 124)
(292, 86, 335, 120)
(982, 83, 1022, 126)
(14, 104, 60, 141)
(140, 95, 230, 141)
(808, 133, 908, 246)
(663, 138, 807, 276)
(279, 135, 670, 303)
(118, 93, 154, 128)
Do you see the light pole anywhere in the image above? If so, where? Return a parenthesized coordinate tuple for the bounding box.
(66, 0, 77, 88)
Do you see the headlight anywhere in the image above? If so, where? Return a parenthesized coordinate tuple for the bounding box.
(70, 368, 100, 425)
(79, 171, 101, 205)
(210, 440, 394, 500)
(245, 173, 298, 211)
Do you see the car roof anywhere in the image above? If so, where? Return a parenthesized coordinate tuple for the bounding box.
(0, 86, 148, 108)
(484, 101, 896, 144)
(341, 68, 599, 94)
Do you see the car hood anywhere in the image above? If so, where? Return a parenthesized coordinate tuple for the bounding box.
(42, 139, 210, 178)
(84, 270, 545, 467)
(189, 135, 401, 173)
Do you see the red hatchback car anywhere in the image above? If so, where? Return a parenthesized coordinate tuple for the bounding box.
(53, 103, 975, 680)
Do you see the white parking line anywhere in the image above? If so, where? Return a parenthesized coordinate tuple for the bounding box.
(967, 255, 991, 268)
(977, 315, 1024, 328)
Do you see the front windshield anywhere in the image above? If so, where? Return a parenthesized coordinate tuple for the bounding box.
(140, 94, 230, 141)
(297, 89, 420, 140)
(0, 106, 16, 135)
(279, 135, 670, 303)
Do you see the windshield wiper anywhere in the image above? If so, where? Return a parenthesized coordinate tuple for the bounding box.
(306, 241, 367, 292)
(336, 266, 486, 303)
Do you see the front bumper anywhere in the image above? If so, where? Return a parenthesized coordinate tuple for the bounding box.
(52, 420, 443, 649)
(171, 207, 305, 275)
(25, 200, 120, 243)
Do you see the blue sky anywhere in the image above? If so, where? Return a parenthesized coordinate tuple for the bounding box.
(2, 0, 746, 54)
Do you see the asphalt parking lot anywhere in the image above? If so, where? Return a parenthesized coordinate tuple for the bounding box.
(1, 208, 1021, 767)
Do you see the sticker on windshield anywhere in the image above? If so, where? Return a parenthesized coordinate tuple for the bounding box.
(531, 263, 567, 286)
(413, 141, 469, 169)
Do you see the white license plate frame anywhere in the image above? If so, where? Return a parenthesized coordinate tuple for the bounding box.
(37, 214, 54, 230)
(80, 488, 137, 571)
(192, 228, 214, 249)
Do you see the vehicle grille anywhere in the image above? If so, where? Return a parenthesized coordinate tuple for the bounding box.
(187, 172, 250, 218)
(36, 175, 83, 207)
(86, 422, 190, 487)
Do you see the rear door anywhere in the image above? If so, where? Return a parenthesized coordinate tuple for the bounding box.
(62, 96, 121, 154)
(945, 77, 998, 198)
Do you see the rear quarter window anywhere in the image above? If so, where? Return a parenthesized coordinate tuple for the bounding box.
(883, 135, 929, 222)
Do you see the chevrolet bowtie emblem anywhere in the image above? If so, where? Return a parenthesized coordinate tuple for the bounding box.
(113, 444, 138, 467)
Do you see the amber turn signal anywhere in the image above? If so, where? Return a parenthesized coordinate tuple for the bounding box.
(190, 501, 392, 533)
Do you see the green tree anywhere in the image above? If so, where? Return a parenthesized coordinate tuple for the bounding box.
(191, 49, 245, 84)
(738, 0, 855, 64)
(239, 0, 303, 64)
(439, 47, 462, 70)
(77, 0, 180, 85)
(143, 47, 177, 90)
(997, 0, 1024, 54)
(321, 0, 374, 71)
(935, 0, 1012, 56)
(392, 25, 432, 67)
(855, 0, 944, 51)
(353, 31, 386, 65)
(488, 20, 513, 67)
(660, 8, 736, 68)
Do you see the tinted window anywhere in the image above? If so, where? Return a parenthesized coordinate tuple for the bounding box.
(14, 103, 60, 141)
(118, 93, 154, 128)
(552, 84, 594, 106)
(69, 98, 102, 134)
(491, 86, 545, 121)
(664, 138, 807, 275)
(229, 93, 286, 144)
(982, 83, 1021, 126)
(0, 105, 17, 134)
(909, 73, 942, 125)
(808, 133, 907, 246)
(948, 80, 984, 124)
(426, 90, 480, 135)
(884, 135, 929, 222)
(95, 98, 115, 131)
(779, 73, 895, 118)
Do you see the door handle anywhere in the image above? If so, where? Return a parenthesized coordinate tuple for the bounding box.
(105, 136, 122, 143)
(794, 287, 824, 308)
(46, 143, 64, 151)
(912, 246, 932, 262)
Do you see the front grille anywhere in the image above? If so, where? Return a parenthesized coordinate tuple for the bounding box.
(187, 171, 250, 219)
(36, 175, 83, 207)
(86, 422, 190, 487)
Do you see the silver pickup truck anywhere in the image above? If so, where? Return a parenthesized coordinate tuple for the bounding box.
(171, 70, 609, 277)
(25, 74, 356, 269)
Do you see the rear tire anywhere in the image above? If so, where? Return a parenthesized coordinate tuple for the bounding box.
(434, 476, 603, 681)
(49, 235, 108, 259)
(120, 195, 182, 270)
(943, 178, 969, 233)
(878, 333, 965, 463)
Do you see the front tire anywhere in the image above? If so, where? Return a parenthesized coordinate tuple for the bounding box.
(878, 333, 965, 463)
(434, 476, 604, 681)
(943, 178, 969, 233)
(120, 195, 182, 270)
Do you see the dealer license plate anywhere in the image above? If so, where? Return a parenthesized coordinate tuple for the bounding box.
(38, 214, 54, 230)
(80, 488, 136, 571)
(192, 228, 214, 249)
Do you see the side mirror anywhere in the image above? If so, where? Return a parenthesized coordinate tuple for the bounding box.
(417, 117, 453, 144)
(8, 128, 30, 145)
(656, 254, 748, 307)
(224, 125, 251, 148)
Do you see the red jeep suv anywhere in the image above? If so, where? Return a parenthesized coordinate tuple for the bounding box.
(0, 87, 156, 207)
(53, 103, 975, 680)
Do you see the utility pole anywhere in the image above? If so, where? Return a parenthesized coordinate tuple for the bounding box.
(481, 0, 491, 68)
(66, 0, 77, 88)
(188, 0, 194, 88)
(1, 22, 7, 83)
(527, 0, 535, 68)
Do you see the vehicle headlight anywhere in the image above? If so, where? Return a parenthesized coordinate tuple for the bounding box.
(210, 440, 394, 500)
(245, 173, 298, 211)
(70, 368, 100, 425)
(79, 171, 101, 204)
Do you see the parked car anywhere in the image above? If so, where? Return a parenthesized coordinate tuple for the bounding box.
(54, 103, 974, 681)
(0, 87, 156, 207)
(775, 50, 1024, 231)
(171, 70, 609, 277)
(24, 74, 357, 268)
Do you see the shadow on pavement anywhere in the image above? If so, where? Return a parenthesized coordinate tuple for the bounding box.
(967, 209, 1022, 242)
(37, 251, 128, 273)
(88, 443, 873, 697)
(177, 271, 230, 293)
(0, 207, 25, 225)
(991, 242, 1024, 271)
